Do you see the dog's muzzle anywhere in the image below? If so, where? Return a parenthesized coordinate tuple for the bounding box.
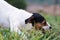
(42, 22, 52, 30)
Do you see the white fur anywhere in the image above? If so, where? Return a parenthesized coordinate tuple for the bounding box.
(0, 0, 33, 34)
(42, 22, 51, 30)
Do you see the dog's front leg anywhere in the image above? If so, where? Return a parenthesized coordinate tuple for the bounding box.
(9, 17, 22, 34)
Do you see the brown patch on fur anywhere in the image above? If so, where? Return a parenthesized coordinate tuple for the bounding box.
(35, 23, 42, 30)
(34, 20, 47, 30)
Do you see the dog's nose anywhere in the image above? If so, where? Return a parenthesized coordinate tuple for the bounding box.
(49, 26, 52, 29)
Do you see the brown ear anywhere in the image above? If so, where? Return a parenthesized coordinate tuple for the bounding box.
(25, 16, 34, 24)
(28, 16, 34, 23)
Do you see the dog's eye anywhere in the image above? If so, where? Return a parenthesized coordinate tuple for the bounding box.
(42, 20, 47, 26)
(43, 21, 47, 26)
(44, 22, 46, 25)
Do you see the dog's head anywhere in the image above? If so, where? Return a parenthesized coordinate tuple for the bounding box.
(25, 13, 52, 33)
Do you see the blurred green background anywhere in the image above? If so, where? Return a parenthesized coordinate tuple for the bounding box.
(5, 0, 27, 9)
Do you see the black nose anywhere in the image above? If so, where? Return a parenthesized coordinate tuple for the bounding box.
(49, 26, 52, 29)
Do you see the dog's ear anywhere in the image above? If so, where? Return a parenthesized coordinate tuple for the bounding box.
(25, 19, 29, 24)
(25, 16, 34, 26)
(25, 18, 34, 26)
(31, 20, 35, 26)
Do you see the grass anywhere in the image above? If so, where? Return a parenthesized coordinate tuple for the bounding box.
(0, 13, 60, 40)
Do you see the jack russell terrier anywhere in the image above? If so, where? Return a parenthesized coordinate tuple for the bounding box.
(0, 0, 51, 34)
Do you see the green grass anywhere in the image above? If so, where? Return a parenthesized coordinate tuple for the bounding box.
(0, 13, 60, 40)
